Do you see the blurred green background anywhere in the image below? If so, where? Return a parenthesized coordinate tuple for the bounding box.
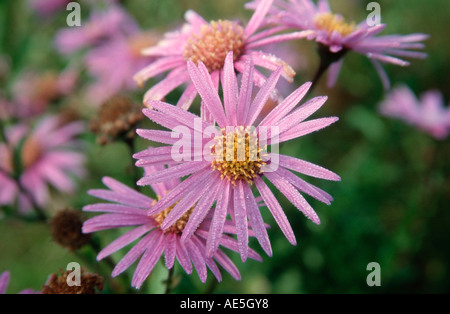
(0, 0, 449, 293)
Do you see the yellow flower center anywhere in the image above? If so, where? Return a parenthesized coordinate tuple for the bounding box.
(314, 13, 356, 37)
(211, 126, 266, 185)
(152, 198, 194, 234)
(21, 137, 42, 168)
(183, 20, 245, 72)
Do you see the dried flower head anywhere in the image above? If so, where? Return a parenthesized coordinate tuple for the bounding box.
(50, 209, 91, 251)
(90, 96, 144, 145)
(41, 269, 103, 294)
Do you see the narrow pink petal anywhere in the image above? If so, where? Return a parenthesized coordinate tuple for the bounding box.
(164, 233, 177, 269)
(236, 58, 254, 125)
(327, 59, 343, 87)
(181, 178, 222, 241)
(278, 154, 341, 181)
(187, 61, 228, 127)
(259, 82, 312, 127)
(83, 203, 148, 215)
(254, 176, 296, 245)
(132, 232, 165, 289)
(278, 117, 339, 143)
(143, 69, 189, 104)
(246, 31, 314, 49)
(148, 168, 212, 215)
(265, 171, 320, 224)
(206, 181, 231, 257)
(176, 82, 198, 110)
(112, 231, 156, 277)
(234, 181, 249, 262)
(243, 183, 272, 256)
(222, 52, 238, 125)
(0, 271, 10, 294)
(186, 239, 208, 283)
(133, 57, 184, 86)
(245, 0, 274, 37)
(137, 162, 208, 186)
(214, 249, 241, 280)
(176, 240, 193, 274)
(97, 224, 153, 261)
(83, 214, 146, 233)
(246, 67, 283, 126)
(370, 59, 391, 90)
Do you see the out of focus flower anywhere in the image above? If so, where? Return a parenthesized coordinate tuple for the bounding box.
(0, 115, 85, 213)
(83, 175, 263, 289)
(0, 271, 38, 294)
(246, 0, 428, 89)
(379, 85, 450, 139)
(134, 0, 313, 109)
(50, 209, 91, 252)
(7, 70, 77, 119)
(134, 53, 340, 261)
(90, 95, 144, 145)
(55, 5, 138, 55)
(84, 31, 159, 104)
(29, 0, 71, 17)
(41, 269, 103, 294)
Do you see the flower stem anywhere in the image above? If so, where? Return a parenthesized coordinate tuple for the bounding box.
(164, 267, 174, 294)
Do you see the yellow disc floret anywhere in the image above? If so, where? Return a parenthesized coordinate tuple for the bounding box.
(184, 20, 245, 72)
(314, 13, 356, 37)
(211, 126, 266, 185)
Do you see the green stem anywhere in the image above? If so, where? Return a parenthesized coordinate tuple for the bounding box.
(164, 267, 174, 294)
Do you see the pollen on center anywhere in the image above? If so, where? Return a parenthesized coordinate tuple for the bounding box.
(211, 126, 267, 185)
(314, 12, 356, 37)
(152, 199, 194, 234)
(183, 20, 245, 72)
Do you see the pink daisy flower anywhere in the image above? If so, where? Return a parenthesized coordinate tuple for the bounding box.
(82, 174, 263, 289)
(134, 52, 340, 261)
(0, 115, 85, 212)
(55, 5, 138, 55)
(246, 0, 428, 89)
(379, 85, 450, 140)
(0, 271, 38, 294)
(84, 31, 160, 104)
(134, 0, 313, 109)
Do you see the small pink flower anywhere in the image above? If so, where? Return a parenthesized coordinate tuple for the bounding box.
(134, 52, 340, 261)
(84, 31, 160, 104)
(7, 70, 77, 119)
(134, 0, 313, 109)
(0, 271, 38, 294)
(246, 0, 428, 89)
(55, 5, 138, 55)
(379, 85, 450, 140)
(0, 115, 85, 212)
(82, 174, 263, 289)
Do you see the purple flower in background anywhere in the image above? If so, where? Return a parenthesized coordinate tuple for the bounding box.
(55, 5, 138, 55)
(246, 0, 428, 89)
(82, 175, 263, 289)
(134, 52, 340, 261)
(84, 31, 160, 104)
(379, 85, 450, 140)
(134, 0, 313, 109)
(0, 271, 38, 294)
(29, 0, 71, 17)
(0, 115, 85, 212)
(5, 70, 77, 119)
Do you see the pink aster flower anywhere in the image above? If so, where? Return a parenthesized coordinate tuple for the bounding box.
(0, 271, 38, 294)
(379, 85, 450, 140)
(84, 31, 160, 104)
(55, 5, 138, 55)
(134, 0, 313, 109)
(0, 115, 85, 212)
(134, 52, 340, 261)
(7, 69, 77, 119)
(246, 0, 428, 89)
(82, 174, 263, 289)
